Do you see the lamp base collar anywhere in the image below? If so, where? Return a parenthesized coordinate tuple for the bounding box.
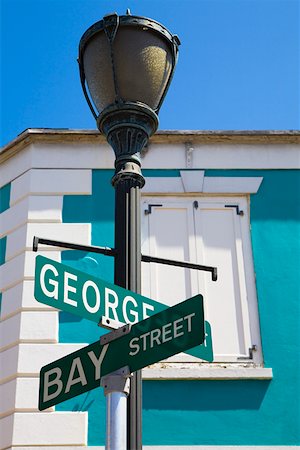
(97, 102, 158, 168)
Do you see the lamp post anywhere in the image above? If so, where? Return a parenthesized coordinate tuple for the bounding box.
(78, 11, 180, 450)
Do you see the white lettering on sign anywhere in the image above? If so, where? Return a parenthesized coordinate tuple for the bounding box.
(40, 264, 59, 300)
(143, 303, 155, 320)
(184, 313, 195, 332)
(64, 272, 77, 307)
(83, 280, 100, 314)
(129, 338, 140, 356)
(123, 296, 138, 323)
(65, 357, 87, 393)
(122, 297, 155, 324)
(162, 322, 172, 342)
(122, 295, 139, 323)
(150, 328, 161, 348)
(140, 332, 151, 351)
(173, 318, 184, 338)
(42, 345, 110, 404)
(43, 367, 63, 403)
(88, 344, 109, 380)
(39, 261, 159, 325)
(129, 313, 196, 356)
(104, 288, 119, 321)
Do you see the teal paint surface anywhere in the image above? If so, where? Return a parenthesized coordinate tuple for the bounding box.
(60, 170, 115, 345)
(0, 183, 10, 213)
(0, 237, 7, 266)
(58, 169, 300, 445)
(0, 183, 10, 268)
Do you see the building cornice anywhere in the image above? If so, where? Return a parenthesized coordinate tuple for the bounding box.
(1, 128, 300, 164)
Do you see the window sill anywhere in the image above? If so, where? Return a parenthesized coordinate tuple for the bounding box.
(142, 363, 273, 380)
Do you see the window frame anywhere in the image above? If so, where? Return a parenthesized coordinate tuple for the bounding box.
(139, 172, 273, 379)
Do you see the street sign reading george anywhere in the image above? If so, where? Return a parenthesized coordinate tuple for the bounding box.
(34, 255, 166, 325)
(34, 255, 213, 362)
(39, 295, 204, 410)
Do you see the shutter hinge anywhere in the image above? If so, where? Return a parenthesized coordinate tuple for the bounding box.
(237, 345, 257, 360)
(144, 204, 163, 215)
(225, 204, 244, 216)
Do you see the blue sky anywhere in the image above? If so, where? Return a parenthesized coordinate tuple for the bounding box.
(1, 0, 299, 146)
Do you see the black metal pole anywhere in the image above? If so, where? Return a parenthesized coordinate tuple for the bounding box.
(98, 103, 158, 450)
(112, 163, 144, 450)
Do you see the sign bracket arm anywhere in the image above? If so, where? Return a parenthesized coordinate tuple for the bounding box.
(32, 236, 217, 281)
(32, 236, 116, 257)
(141, 254, 217, 281)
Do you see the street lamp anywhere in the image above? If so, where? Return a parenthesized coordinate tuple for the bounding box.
(78, 11, 180, 450)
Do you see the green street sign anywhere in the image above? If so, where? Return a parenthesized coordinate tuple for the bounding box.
(35, 255, 166, 325)
(34, 255, 213, 362)
(39, 295, 204, 410)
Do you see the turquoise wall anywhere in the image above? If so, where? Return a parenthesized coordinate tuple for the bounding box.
(0, 183, 11, 214)
(57, 169, 300, 446)
(0, 236, 7, 266)
(0, 183, 10, 264)
(0, 183, 10, 315)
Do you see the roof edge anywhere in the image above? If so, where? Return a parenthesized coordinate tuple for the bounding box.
(1, 128, 300, 164)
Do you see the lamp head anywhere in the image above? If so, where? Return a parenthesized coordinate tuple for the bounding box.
(78, 13, 180, 167)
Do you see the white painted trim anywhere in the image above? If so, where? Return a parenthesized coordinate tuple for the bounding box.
(0, 196, 63, 238)
(202, 176, 263, 193)
(0, 311, 58, 352)
(0, 146, 33, 189)
(5, 222, 91, 261)
(142, 366, 273, 380)
(10, 169, 92, 206)
(0, 378, 54, 417)
(142, 143, 300, 169)
(143, 173, 263, 194)
(180, 170, 204, 192)
(190, 144, 300, 169)
(0, 251, 61, 292)
(144, 177, 183, 193)
(1, 140, 299, 190)
(30, 142, 114, 171)
(0, 281, 54, 321)
(0, 412, 87, 447)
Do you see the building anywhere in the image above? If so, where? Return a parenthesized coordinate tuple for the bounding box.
(0, 129, 299, 449)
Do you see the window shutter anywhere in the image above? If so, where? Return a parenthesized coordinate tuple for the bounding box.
(193, 200, 252, 361)
(142, 196, 260, 364)
(141, 201, 198, 306)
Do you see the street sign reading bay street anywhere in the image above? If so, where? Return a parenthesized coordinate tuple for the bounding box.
(39, 295, 204, 410)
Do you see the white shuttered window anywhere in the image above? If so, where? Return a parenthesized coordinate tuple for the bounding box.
(141, 196, 262, 364)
